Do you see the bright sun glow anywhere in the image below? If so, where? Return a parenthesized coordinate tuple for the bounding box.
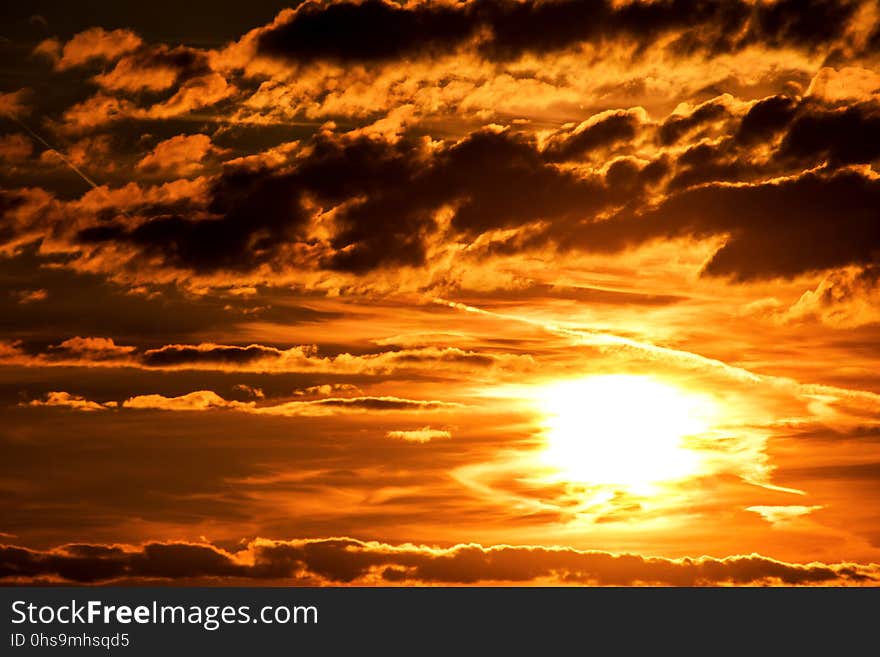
(538, 375, 715, 492)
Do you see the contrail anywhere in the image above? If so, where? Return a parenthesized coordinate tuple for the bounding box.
(433, 296, 880, 409)
(433, 296, 762, 383)
(2, 111, 100, 190)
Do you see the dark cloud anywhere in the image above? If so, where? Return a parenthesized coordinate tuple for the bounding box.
(434, 129, 610, 237)
(78, 131, 429, 273)
(0, 542, 252, 582)
(738, 0, 859, 51)
(257, 0, 474, 63)
(658, 99, 730, 146)
(0, 1, 292, 45)
(255, 0, 865, 65)
(1, 334, 531, 383)
(570, 169, 880, 280)
(74, 127, 623, 274)
(543, 111, 641, 161)
(388, 350, 495, 368)
(778, 101, 880, 166)
(142, 344, 283, 367)
(1, 538, 876, 585)
(74, 105, 880, 282)
(666, 139, 749, 190)
(305, 396, 456, 411)
(0, 365, 341, 407)
(870, 22, 880, 54)
(667, 98, 880, 189)
(735, 95, 798, 145)
(112, 170, 306, 271)
(5, 23, 878, 286)
(14, 95, 879, 284)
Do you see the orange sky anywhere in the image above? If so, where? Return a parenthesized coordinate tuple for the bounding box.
(2, 0, 880, 586)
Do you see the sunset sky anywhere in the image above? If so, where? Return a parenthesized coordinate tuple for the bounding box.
(2, 0, 880, 586)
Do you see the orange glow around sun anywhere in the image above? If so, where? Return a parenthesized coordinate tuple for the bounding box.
(537, 375, 717, 492)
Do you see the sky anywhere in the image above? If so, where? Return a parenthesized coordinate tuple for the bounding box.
(1, 0, 880, 586)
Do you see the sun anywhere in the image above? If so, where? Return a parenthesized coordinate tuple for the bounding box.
(537, 375, 715, 492)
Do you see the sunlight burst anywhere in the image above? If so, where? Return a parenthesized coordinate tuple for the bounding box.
(538, 375, 716, 492)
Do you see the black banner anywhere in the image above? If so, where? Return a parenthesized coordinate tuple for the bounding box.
(1, 587, 876, 654)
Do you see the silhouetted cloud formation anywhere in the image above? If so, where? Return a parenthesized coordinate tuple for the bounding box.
(255, 0, 866, 64)
(2, 538, 877, 585)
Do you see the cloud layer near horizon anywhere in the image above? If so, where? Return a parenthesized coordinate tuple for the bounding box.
(3, 537, 878, 586)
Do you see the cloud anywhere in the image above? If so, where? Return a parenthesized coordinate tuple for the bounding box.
(93, 45, 212, 93)
(51, 336, 136, 359)
(542, 109, 644, 160)
(0, 340, 25, 359)
(39, 28, 143, 70)
(201, 1, 880, 131)
(142, 73, 235, 120)
(569, 168, 880, 280)
(252, 0, 865, 66)
(0, 542, 247, 583)
(26, 391, 109, 412)
(664, 97, 880, 189)
(122, 390, 247, 412)
(60, 93, 138, 133)
(263, 396, 462, 415)
(25, 390, 463, 417)
(256, 1, 474, 64)
(1, 537, 877, 585)
(31, 37, 61, 64)
(658, 96, 732, 145)
(386, 427, 452, 443)
(806, 66, 880, 103)
(47, 135, 116, 175)
(0, 338, 534, 376)
(293, 384, 362, 396)
(137, 342, 527, 375)
(123, 391, 462, 416)
(778, 101, 880, 166)
(3, 6, 879, 299)
(6, 88, 876, 288)
(232, 384, 265, 400)
(140, 343, 295, 368)
(137, 134, 227, 177)
(59, 74, 235, 133)
(13, 289, 47, 304)
(74, 126, 618, 274)
(785, 265, 880, 327)
(734, 94, 798, 144)
(2, 0, 879, 588)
